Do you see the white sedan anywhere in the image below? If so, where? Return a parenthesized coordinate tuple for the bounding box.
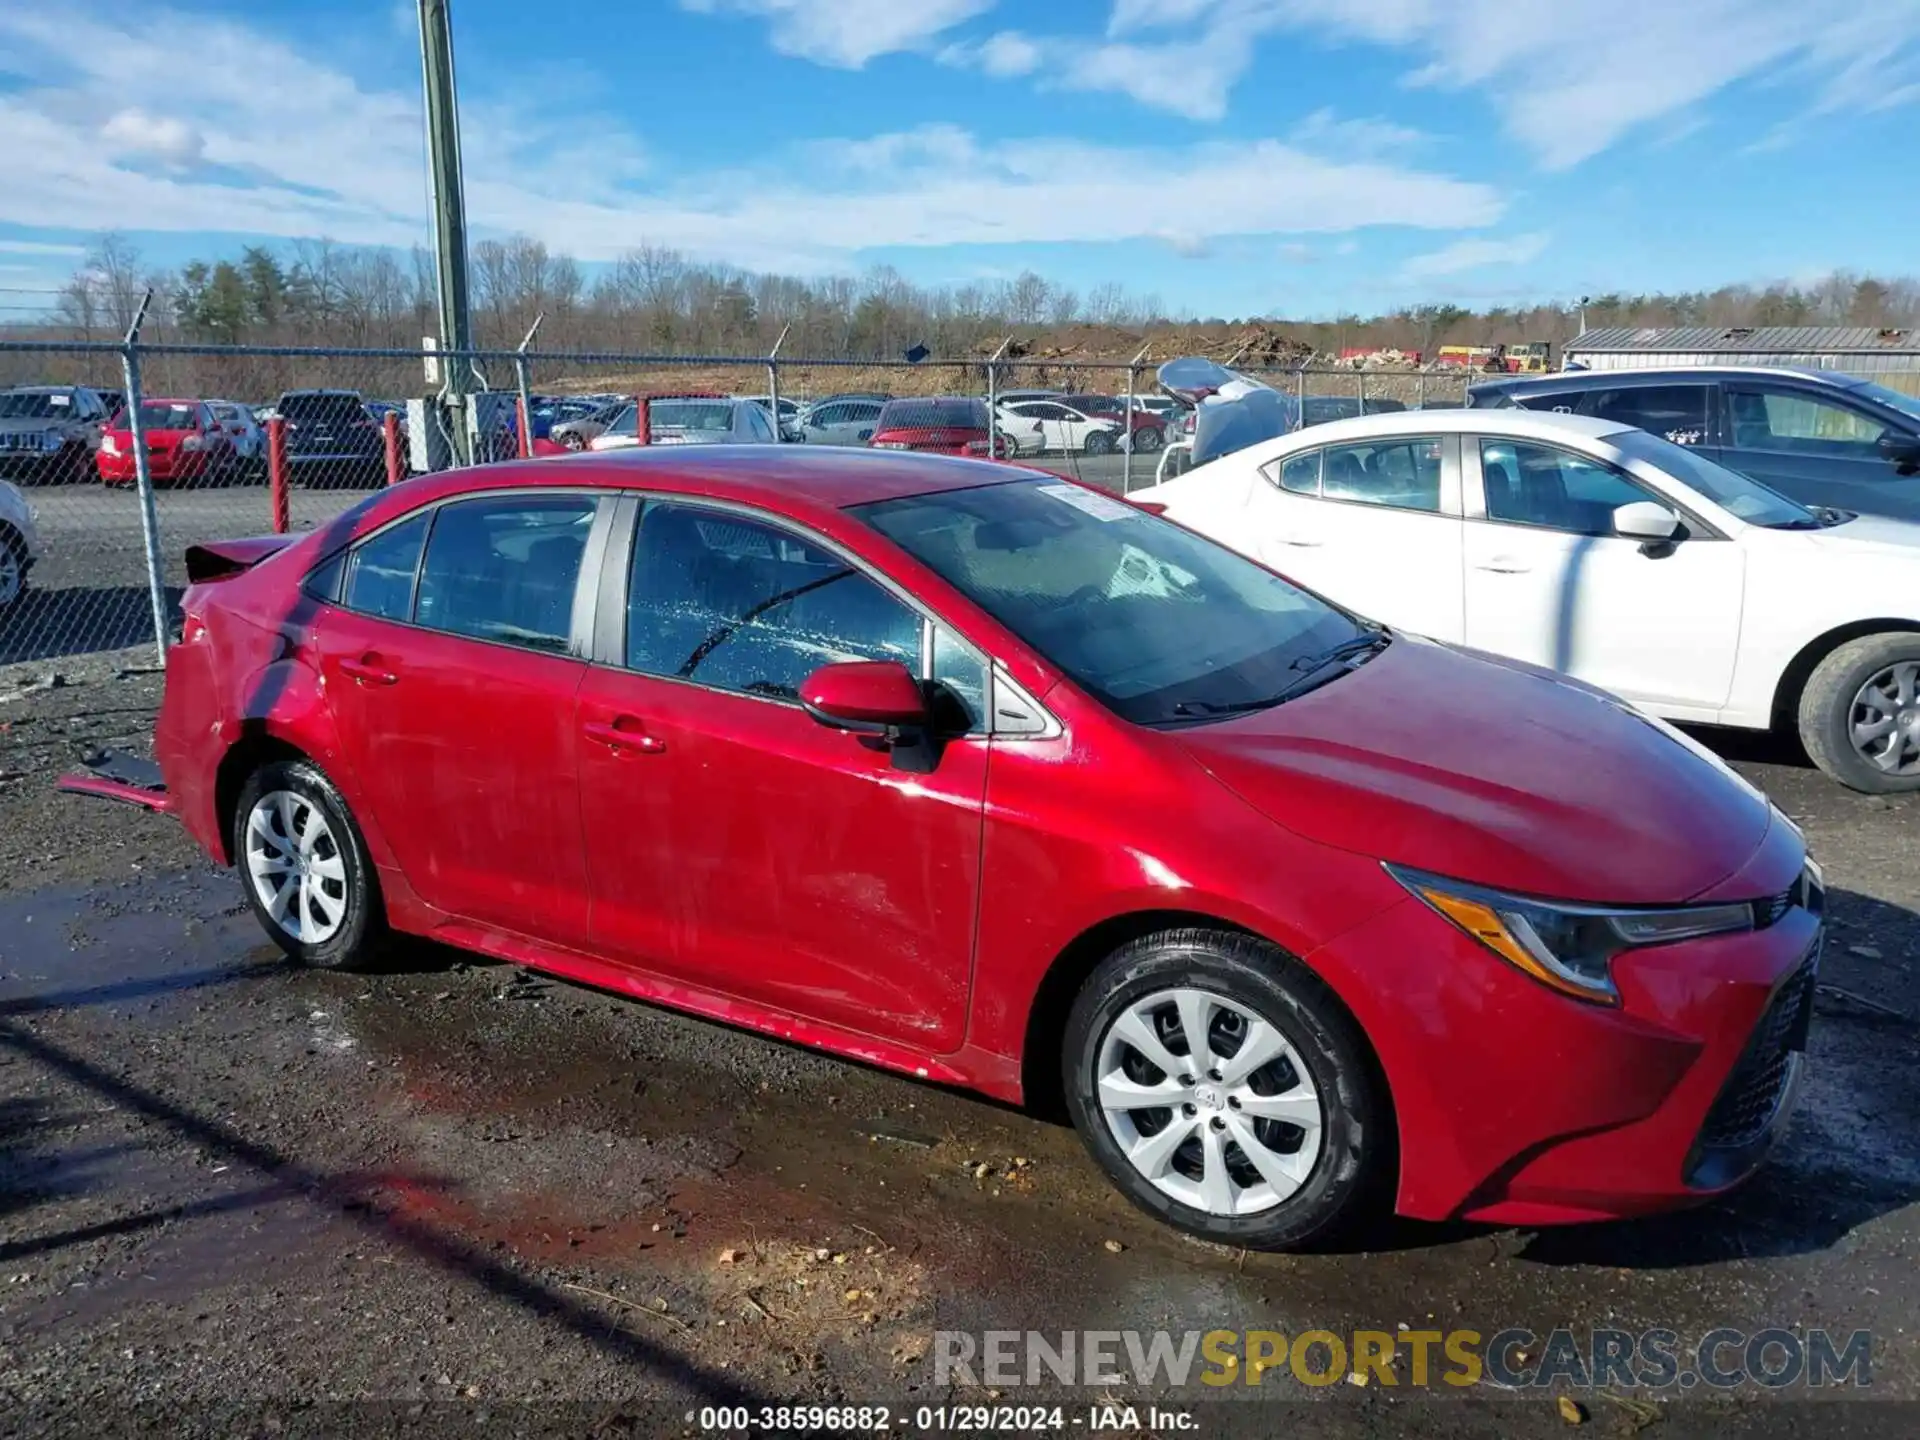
(1132, 407, 1920, 793)
(0, 477, 44, 611)
(996, 399, 1124, 457)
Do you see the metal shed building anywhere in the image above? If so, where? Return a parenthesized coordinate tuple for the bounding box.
(1563, 326, 1920, 394)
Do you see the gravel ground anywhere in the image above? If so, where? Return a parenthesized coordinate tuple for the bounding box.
(1, 668, 1917, 1438)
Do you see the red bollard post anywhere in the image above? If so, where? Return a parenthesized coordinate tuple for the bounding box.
(634, 395, 650, 447)
(383, 411, 402, 486)
(267, 416, 289, 534)
(516, 395, 533, 460)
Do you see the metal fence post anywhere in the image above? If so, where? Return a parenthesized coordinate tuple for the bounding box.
(383, 412, 404, 484)
(767, 324, 789, 441)
(1294, 369, 1306, 431)
(118, 291, 169, 666)
(267, 418, 289, 531)
(514, 313, 542, 460)
(986, 335, 1011, 460)
(1122, 342, 1149, 494)
(1357, 370, 1368, 414)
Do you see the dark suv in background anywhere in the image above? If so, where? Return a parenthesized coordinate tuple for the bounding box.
(273, 389, 386, 488)
(0, 385, 110, 484)
(1468, 365, 1920, 520)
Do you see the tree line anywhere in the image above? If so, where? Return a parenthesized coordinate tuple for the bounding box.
(24, 233, 1920, 364)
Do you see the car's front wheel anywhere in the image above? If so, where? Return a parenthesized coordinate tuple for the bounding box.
(0, 525, 28, 611)
(233, 759, 387, 969)
(1799, 633, 1920, 793)
(1063, 928, 1386, 1250)
(1084, 430, 1115, 456)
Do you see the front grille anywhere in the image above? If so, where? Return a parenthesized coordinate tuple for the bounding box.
(1751, 864, 1824, 930)
(1697, 957, 1818, 1151)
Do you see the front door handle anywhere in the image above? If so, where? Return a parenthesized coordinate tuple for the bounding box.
(584, 718, 666, 755)
(339, 654, 399, 686)
(1475, 558, 1531, 574)
(1276, 537, 1324, 548)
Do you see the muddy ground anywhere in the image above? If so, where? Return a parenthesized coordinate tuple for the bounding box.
(1, 668, 1916, 1438)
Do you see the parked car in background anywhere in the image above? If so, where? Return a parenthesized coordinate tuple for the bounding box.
(738, 394, 804, 442)
(867, 397, 1009, 457)
(1134, 406, 1920, 793)
(1468, 366, 1920, 521)
(1069, 395, 1169, 453)
(795, 397, 887, 446)
(549, 401, 627, 451)
(996, 398, 1126, 456)
(994, 388, 1066, 406)
(1299, 396, 1408, 428)
(98, 400, 237, 488)
(96, 388, 127, 421)
(0, 385, 109, 484)
(0, 477, 42, 611)
(209, 401, 265, 477)
(143, 447, 1820, 1250)
(522, 396, 605, 442)
(271, 390, 386, 488)
(589, 394, 779, 450)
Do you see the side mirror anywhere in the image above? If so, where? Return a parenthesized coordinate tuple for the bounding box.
(800, 661, 928, 735)
(1613, 500, 1681, 541)
(1878, 431, 1920, 475)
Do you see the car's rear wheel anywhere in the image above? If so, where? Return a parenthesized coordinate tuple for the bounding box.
(234, 759, 387, 969)
(1798, 633, 1920, 794)
(1063, 928, 1386, 1250)
(0, 525, 28, 611)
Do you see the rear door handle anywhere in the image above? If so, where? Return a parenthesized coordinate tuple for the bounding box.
(1475, 558, 1531, 574)
(339, 654, 399, 686)
(584, 718, 666, 755)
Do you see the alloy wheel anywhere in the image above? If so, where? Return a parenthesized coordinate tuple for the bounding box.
(244, 789, 349, 943)
(1095, 987, 1323, 1217)
(1849, 660, 1920, 775)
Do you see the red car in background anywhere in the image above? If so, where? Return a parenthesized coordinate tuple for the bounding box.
(98, 399, 236, 487)
(79, 448, 1822, 1251)
(868, 397, 1012, 458)
(1069, 394, 1169, 453)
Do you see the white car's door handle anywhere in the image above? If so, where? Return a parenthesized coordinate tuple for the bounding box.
(1475, 557, 1530, 574)
(1277, 537, 1324, 548)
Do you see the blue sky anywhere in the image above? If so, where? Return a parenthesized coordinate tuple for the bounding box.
(3, 0, 1919, 320)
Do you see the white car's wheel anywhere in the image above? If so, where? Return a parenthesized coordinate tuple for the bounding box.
(0, 526, 28, 611)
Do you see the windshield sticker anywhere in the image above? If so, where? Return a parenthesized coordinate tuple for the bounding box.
(1036, 483, 1138, 522)
(49, 394, 70, 406)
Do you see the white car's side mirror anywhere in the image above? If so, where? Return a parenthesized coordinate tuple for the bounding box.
(1613, 501, 1681, 541)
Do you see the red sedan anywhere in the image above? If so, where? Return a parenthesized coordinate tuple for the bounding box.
(129, 448, 1818, 1248)
(98, 399, 234, 487)
(868, 397, 1012, 458)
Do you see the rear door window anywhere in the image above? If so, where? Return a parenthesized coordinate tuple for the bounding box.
(1581, 385, 1711, 446)
(1318, 438, 1444, 512)
(413, 494, 599, 653)
(340, 513, 430, 621)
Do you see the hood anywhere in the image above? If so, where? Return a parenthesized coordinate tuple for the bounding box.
(1176, 635, 1774, 905)
(1803, 512, 1920, 556)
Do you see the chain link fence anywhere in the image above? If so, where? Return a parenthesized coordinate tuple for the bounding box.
(5, 338, 1902, 674)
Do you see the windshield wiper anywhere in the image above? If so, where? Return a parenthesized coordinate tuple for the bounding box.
(1167, 628, 1391, 720)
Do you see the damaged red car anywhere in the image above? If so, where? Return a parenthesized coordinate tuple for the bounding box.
(82, 447, 1823, 1248)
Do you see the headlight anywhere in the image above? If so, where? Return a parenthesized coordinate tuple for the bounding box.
(102, 434, 119, 454)
(1387, 864, 1754, 1004)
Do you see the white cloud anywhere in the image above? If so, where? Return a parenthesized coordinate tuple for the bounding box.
(100, 109, 207, 168)
(0, 240, 85, 256)
(678, 0, 994, 67)
(1400, 231, 1549, 281)
(972, 30, 1043, 77)
(1287, 108, 1426, 158)
(0, 7, 1504, 273)
(974, 0, 1920, 167)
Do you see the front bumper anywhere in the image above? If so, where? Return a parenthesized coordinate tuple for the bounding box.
(99, 451, 213, 484)
(1311, 852, 1821, 1225)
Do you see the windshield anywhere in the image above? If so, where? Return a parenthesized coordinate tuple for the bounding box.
(281, 394, 366, 423)
(136, 402, 201, 429)
(1846, 380, 1920, 427)
(0, 392, 67, 419)
(879, 399, 986, 430)
(1611, 429, 1815, 528)
(856, 479, 1366, 727)
(650, 401, 733, 431)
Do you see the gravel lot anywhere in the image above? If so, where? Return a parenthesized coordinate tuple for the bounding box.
(0, 473, 1916, 1436)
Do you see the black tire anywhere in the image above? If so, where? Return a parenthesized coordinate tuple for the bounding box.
(1134, 426, 1164, 453)
(0, 524, 28, 612)
(1062, 928, 1387, 1250)
(1797, 632, 1920, 794)
(232, 759, 388, 969)
(1084, 430, 1114, 457)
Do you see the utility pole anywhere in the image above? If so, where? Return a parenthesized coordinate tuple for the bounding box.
(419, 0, 474, 464)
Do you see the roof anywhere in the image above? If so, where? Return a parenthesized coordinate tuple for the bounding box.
(1169, 408, 1631, 473)
(512, 443, 1028, 510)
(1470, 364, 1860, 393)
(1567, 325, 1920, 354)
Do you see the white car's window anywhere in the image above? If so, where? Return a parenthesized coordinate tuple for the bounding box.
(1481, 440, 1652, 536)
(1320, 438, 1443, 513)
(1275, 449, 1321, 495)
(1729, 387, 1887, 457)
